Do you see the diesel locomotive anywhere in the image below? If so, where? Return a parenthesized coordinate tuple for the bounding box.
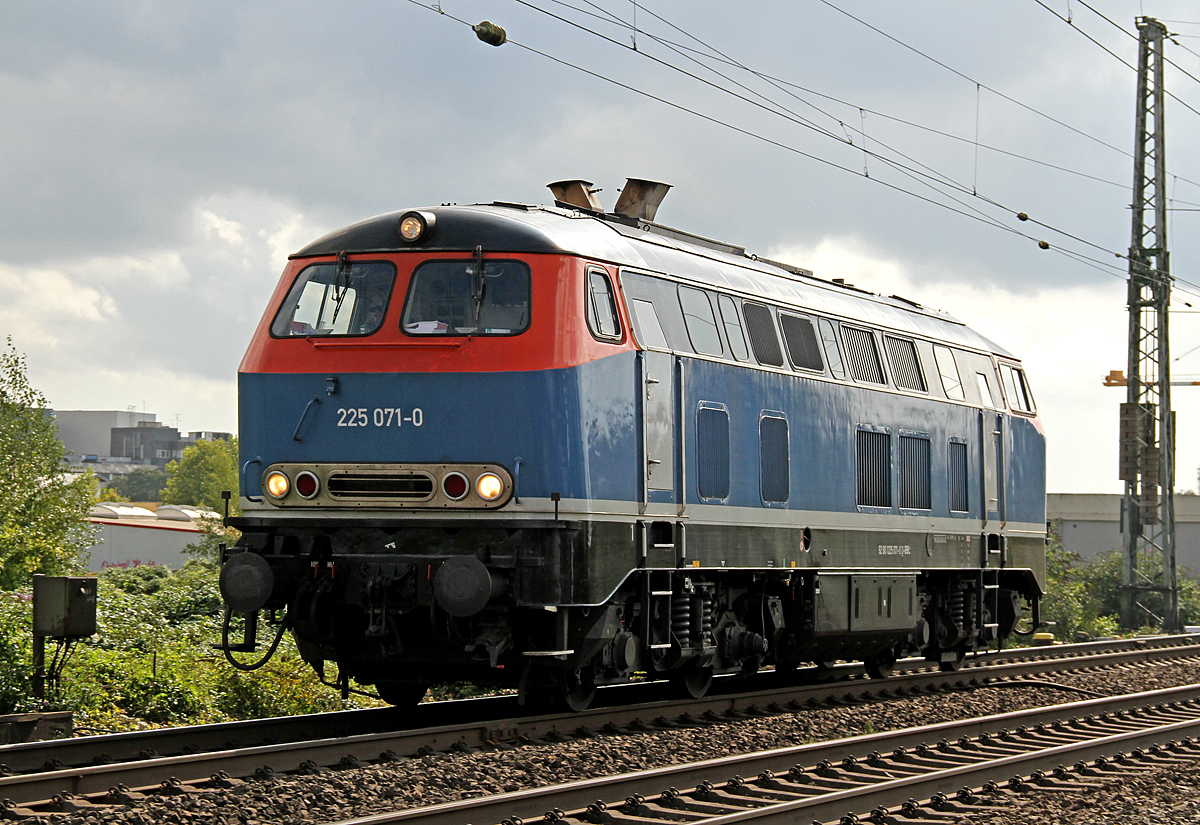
(218, 178, 1047, 709)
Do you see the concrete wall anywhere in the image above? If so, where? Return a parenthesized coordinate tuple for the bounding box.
(86, 519, 201, 571)
(1048, 492, 1200, 574)
(52, 410, 156, 457)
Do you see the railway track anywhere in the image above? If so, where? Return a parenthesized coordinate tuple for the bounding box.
(0, 635, 1196, 817)
(328, 682, 1200, 825)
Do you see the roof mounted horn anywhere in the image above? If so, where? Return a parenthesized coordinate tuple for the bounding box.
(547, 180, 604, 212)
(613, 178, 671, 221)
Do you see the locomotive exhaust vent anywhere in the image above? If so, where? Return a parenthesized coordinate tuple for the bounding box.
(613, 178, 671, 221)
(547, 179, 604, 212)
(327, 472, 435, 500)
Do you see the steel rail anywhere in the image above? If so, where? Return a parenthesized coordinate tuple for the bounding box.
(1, 632, 1193, 776)
(324, 683, 1200, 825)
(1, 637, 1197, 808)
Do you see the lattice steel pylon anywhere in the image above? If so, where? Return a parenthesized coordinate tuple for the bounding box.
(1120, 16, 1179, 632)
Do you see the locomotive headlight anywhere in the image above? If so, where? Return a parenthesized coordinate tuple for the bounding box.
(397, 210, 435, 243)
(265, 471, 290, 499)
(476, 472, 504, 501)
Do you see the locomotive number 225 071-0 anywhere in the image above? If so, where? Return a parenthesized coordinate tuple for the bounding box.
(336, 407, 424, 427)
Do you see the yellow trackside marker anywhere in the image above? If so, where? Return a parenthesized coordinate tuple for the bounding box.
(791, 560, 796, 568)
(693, 560, 701, 567)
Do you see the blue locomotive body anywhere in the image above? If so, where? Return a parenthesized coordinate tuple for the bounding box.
(222, 180, 1046, 706)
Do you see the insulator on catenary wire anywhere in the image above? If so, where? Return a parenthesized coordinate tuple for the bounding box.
(474, 21, 507, 46)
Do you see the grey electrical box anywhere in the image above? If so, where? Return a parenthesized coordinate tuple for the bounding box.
(32, 576, 97, 638)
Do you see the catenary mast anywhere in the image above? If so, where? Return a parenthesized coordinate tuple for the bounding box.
(1120, 16, 1179, 632)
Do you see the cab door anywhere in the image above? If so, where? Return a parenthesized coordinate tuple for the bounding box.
(980, 409, 1007, 571)
(641, 349, 676, 505)
(980, 410, 1003, 529)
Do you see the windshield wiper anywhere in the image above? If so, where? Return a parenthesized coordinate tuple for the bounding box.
(471, 245, 486, 326)
(330, 251, 351, 326)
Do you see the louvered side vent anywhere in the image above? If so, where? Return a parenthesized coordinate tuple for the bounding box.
(898, 435, 932, 510)
(697, 407, 730, 500)
(760, 416, 790, 503)
(843, 326, 885, 384)
(949, 440, 969, 512)
(779, 314, 824, 371)
(742, 301, 784, 367)
(856, 429, 891, 507)
(885, 335, 927, 392)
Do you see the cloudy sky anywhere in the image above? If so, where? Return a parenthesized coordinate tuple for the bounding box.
(6, 1, 1200, 493)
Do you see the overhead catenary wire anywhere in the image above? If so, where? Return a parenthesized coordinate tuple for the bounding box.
(402, 0, 1200, 303)
(507, 0, 1178, 276)
(817, 0, 1132, 158)
(826, 0, 1200, 194)
(1074, 1, 1200, 94)
(556, 0, 1134, 191)
(1035, 0, 1200, 137)
(508, 0, 976, 195)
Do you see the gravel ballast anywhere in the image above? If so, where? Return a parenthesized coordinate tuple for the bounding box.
(39, 657, 1200, 824)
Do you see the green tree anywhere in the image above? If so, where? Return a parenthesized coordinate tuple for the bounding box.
(162, 437, 240, 562)
(0, 339, 94, 588)
(96, 486, 128, 503)
(1039, 530, 1200, 640)
(107, 467, 169, 502)
(162, 437, 239, 514)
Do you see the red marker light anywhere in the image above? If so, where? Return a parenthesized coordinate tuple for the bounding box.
(442, 472, 469, 500)
(296, 471, 319, 499)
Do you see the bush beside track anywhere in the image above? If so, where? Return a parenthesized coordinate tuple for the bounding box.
(0, 562, 377, 732)
(0, 541, 1196, 732)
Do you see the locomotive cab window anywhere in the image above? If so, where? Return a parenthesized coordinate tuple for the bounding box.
(1001, 363, 1036, 414)
(586, 269, 622, 341)
(402, 260, 530, 336)
(271, 261, 395, 338)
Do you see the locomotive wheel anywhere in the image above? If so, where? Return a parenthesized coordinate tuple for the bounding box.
(937, 648, 965, 672)
(671, 663, 714, 699)
(375, 681, 430, 706)
(863, 648, 897, 680)
(561, 667, 597, 712)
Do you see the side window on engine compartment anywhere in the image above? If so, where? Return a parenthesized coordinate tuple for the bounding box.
(271, 261, 395, 338)
(628, 299, 670, 350)
(742, 301, 785, 367)
(718, 295, 751, 362)
(619, 271, 691, 352)
(779, 312, 824, 372)
(678, 286, 724, 356)
(934, 345, 964, 400)
(818, 319, 847, 379)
